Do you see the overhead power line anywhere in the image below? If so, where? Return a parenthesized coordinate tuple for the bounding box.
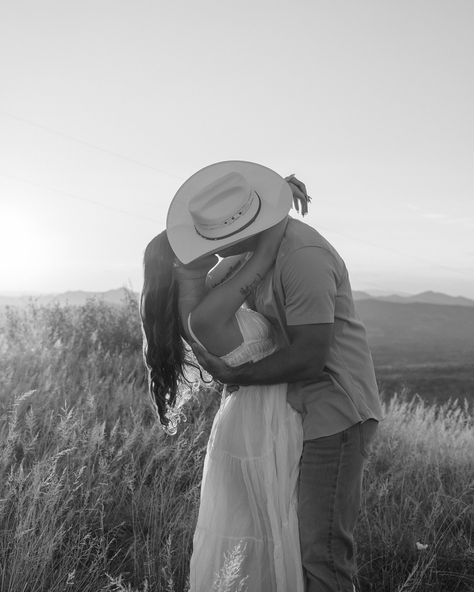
(0, 110, 182, 180)
(0, 109, 469, 279)
(0, 171, 161, 224)
(316, 224, 468, 277)
(1, 170, 468, 280)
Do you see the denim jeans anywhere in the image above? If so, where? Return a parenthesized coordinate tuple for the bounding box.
(298, 419, 378, 592)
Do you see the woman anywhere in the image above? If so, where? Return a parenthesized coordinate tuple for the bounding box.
(140, 182, 308, 591)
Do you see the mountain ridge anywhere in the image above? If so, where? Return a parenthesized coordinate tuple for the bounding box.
(352, 290, 474, 307)
(0, 288, 133, 307)
(1, 288, 474, 308)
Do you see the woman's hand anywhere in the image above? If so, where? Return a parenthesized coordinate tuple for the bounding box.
(285, 174, 311, 217)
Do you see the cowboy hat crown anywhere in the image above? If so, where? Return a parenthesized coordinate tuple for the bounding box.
(166, 160, 292, 264)
(189, 172, 261, 241)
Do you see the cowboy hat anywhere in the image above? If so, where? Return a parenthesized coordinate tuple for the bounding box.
(166, 160, 292, 264)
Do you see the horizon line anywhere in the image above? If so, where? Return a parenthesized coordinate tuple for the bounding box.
(1, 287, 474, 302)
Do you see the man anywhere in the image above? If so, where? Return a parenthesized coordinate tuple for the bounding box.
(167, 160, 383, 592)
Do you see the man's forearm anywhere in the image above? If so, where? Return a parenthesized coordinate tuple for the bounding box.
(231, 343, 325, 386)
(190, 322, 333, 387)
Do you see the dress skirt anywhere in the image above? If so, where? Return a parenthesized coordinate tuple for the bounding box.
(189, 381, 304, 592)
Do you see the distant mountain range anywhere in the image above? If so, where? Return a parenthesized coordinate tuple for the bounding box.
(0, 288, 133, 307)
(352, 290, 474, 307)
(1, 288, 473, 308)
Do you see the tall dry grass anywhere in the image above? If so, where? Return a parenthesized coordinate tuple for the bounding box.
(0, 294, 472, 591)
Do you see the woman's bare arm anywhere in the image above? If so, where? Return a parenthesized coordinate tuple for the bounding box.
(191, 217, 287, 329)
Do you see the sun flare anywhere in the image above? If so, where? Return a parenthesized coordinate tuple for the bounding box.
(0, 205, 54, 289)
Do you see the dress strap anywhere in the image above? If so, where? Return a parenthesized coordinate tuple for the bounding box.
(187, 312, 207, 351)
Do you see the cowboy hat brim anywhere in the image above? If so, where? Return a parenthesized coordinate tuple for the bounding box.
(166, 160, 292, 264)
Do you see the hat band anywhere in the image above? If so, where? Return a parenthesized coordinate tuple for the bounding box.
(194, 192, 262, 241)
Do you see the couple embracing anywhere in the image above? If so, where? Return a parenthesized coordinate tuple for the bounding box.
(140, 160, 383, 592)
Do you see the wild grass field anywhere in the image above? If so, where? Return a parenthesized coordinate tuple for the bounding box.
(0, 295, 473, 592)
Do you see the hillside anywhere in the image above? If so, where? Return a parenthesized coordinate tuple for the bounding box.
(2, 288, 473, 403)
(355, 299, 474, 365)
(354, 299, 474, 402)
(0, 297, 472, 591)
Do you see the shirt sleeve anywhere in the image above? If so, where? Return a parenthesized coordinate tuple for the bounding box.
(280, 247, 339, 325)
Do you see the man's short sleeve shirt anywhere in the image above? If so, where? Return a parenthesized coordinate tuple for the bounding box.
(253, 218, 384, 440)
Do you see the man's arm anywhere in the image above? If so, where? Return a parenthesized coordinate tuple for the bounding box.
(192, 244, 341, 386)
(191, 322, 333, 386)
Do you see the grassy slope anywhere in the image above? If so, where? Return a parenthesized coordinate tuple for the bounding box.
(0, 297, 473, 592)
(355, 299, 474, 406)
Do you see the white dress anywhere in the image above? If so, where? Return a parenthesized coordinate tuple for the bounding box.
(188, 306, 304, 592)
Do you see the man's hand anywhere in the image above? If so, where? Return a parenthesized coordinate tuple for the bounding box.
(191, 342, 241, 392)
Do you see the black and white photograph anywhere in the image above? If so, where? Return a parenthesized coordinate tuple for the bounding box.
(0, 1, 473, 591)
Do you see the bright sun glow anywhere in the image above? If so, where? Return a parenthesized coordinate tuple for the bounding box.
(0, 205, 54, 290)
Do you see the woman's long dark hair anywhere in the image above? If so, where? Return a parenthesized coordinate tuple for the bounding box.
(140, 231, 202, 434)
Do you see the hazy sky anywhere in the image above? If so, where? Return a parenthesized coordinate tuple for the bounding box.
(1, 0, 473, 297)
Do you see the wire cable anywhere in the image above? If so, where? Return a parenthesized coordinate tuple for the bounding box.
(0, 109, 469, 278)
(0, 110, 182, 180)
(316, 224, 468, 277)
(0, 171, 161, 224)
